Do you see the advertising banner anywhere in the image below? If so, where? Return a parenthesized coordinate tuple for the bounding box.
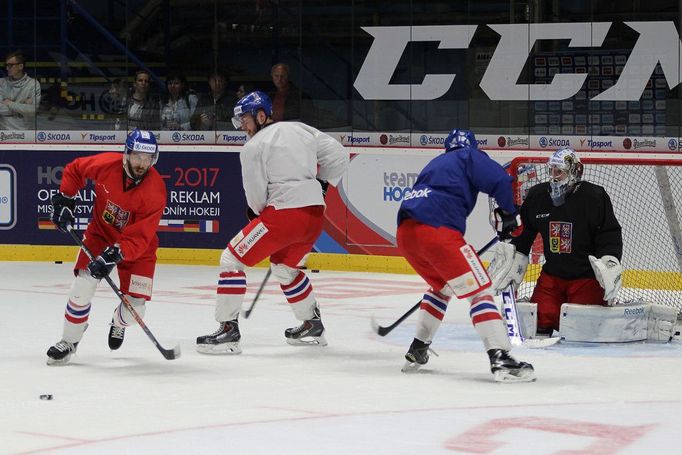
(0, 149, 247, 249)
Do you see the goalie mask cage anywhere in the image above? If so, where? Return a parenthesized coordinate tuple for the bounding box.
(507, 156, 682, 315)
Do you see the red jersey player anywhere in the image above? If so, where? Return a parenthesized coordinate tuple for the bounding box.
(46, 128, 167, 365)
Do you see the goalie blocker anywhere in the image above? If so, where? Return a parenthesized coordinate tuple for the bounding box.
(515, 300, 677, 342)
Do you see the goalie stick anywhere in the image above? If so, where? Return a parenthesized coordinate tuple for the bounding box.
(371, 237, 498, 336)
(242, 268, 272, 319)
(501, 282, 561, 348)
(67, 226, 181, 360)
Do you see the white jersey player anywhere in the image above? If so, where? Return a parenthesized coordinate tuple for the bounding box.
(196, 91, 349, 354)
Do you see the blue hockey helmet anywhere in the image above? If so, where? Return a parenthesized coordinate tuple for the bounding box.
(123, 128, 159, 181)
(444, 128, 477, 152)
(232, 91, 273, 129)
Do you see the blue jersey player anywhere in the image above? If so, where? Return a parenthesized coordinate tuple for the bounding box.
(396, 129, 535, 382)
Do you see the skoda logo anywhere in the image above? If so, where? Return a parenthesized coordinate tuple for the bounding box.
(668, 138, 677, 151)
(36, 132, 47, 142)
(172, 132, 181, 142)
(419, 135, 428, 146)
(538, 137, 548, 148)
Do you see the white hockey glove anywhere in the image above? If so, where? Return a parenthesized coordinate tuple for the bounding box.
(487, 242, 529, 294)
(588, 255, 623, 303)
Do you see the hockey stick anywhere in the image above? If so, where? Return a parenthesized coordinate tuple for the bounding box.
(242, 267, 272, 319)
(67, 226, 181, 360)
(501, 282, 561, 348)
(371, 236, 499, 336)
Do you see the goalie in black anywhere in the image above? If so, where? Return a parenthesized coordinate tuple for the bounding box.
(488, 147, 624, 338)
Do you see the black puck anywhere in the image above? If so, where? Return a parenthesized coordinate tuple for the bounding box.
(40, 394, 53, 400)
(311, 269, 320, 273)
(55, 261, 63, 264)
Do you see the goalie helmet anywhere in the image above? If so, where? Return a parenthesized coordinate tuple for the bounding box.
(123, 128, 158, 182)
(444, 128, 477, 152)
(547, 147, 583, 206)
(232, 91, 273, 129)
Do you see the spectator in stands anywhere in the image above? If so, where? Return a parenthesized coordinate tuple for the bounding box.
(107, 78, 128, 130)
(191, 70, 235, 131)
(127, 70, 160, 131)
(269, 63, 302, 122)
(161, 72, 198, 131)
(0, 50, 42, 130)
(236, 82, 254, 102)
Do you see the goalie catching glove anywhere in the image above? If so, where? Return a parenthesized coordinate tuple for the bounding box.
(490, 207, 522, 240)
(50, 193, 76, 233)
(588, 255, 623, 303)
(88, 245, 124, 279)
(487, 242, 529, 294)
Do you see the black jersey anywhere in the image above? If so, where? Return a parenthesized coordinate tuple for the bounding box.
(511, 181, 622, 280)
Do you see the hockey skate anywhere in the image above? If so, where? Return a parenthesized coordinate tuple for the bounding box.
(401, 338, 433, 373)
(196, 319, 242, 354)
(284, 307, 327, 346)
(488, 349, 536, 382)
(108, 320, 125, 350)
(46, 340, 79, 366)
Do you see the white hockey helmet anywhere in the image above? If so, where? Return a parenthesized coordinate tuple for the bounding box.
(547, 147, 583, 206)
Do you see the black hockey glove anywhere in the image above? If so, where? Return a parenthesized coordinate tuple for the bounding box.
(317, 179, 329, 198)
(87, 245, 124, 279)
(246, 207, 258, 221)
(490, 207, 522, 241)
(51, 193, 76, 233)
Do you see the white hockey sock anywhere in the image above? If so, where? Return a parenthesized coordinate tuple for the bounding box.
(62, 301, 90, 343)
(415, 289, 450, 343)
(280, 271, 317, 320)
(61, 271, 97, 343)
(468, 293, 511, 351)
(215, 270, 246, 322)
(112, 296, 146, 327)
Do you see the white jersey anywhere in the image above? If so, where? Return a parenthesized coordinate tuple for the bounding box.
(240, 121, 349, 215)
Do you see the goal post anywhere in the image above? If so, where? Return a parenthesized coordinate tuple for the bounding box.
(505, 156, 682, 315)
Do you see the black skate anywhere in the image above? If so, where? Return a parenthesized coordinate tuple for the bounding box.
(46, 340, 79, 366)
(488, 349, 536, 382)
(284, 307, 327, 346)
(196, 319, 242, 355)
(108, 321, 125, 351)
(401, 338, 434, 373)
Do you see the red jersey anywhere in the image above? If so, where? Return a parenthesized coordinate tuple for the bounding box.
(60, 152, 167, 261)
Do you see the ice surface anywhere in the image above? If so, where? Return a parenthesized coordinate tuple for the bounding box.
(2, 262, 681, 454)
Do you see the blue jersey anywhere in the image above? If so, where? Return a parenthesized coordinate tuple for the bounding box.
(397, 146, 515, 234)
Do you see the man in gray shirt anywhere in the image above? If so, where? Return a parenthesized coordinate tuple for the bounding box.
(0, 50, 41, 130)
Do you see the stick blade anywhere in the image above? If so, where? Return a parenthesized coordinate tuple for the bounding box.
(161, 344, 182, 360)
(521, 337, 561, 349)
(370, 316, 391, 337)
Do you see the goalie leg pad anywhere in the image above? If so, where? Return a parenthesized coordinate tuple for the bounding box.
(559, 303, 648, 342)
(514, 301, 538, 339)
(648, 303, 677, 342)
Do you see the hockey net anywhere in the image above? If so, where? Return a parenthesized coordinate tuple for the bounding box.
(505, 156, 682, 315)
